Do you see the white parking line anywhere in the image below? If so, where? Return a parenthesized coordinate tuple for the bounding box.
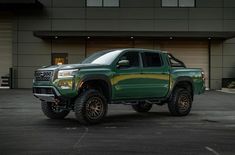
(205, 146, 220, 155)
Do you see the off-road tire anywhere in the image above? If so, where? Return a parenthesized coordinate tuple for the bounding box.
(132, 101, 153, 113)
(41, 101, 70, 119)
(74, 89, 108, 125)
(168, 88, 192, 116)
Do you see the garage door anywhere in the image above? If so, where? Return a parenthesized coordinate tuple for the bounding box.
(0, 18, 12, 87)
(159, 40, 209, 88)
(85, 39, 209, 88)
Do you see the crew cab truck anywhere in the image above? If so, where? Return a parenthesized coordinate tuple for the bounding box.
(33, 49, 205, 124)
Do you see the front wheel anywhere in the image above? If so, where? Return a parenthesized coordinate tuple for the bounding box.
(41, 101, 70, 119)
(74, 89, 108, 125)
(132, 101, 153, 113)
(168, 88, 192, 116)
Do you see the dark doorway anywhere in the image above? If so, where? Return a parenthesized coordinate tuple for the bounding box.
(51, 53, 68, 65)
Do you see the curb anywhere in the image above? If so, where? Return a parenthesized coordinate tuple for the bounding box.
(217, 88, 235, 94)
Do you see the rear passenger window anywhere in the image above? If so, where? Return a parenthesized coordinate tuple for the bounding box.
(142, 52, 162, 67)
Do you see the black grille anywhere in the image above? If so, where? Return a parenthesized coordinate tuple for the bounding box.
(35, 71, 53, 81)
(33, 87, 54, 94)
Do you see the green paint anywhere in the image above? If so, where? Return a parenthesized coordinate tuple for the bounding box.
(33, 49, 205, 101)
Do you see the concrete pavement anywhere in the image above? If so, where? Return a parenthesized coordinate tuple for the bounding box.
(0, 89, 234, 155)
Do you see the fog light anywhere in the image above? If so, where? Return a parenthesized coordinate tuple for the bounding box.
(57, 80, 73, 89)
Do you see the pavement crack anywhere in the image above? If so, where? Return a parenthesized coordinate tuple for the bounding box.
(205, 146, 220, 155)
(70, 126, 89, 155)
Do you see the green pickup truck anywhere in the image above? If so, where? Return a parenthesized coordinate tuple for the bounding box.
(33, 49, 205, 124)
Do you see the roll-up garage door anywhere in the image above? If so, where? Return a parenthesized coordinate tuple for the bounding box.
(0, 18, 12, 87)
(159, 40, 209, 88)
(85, 39, 209, 88)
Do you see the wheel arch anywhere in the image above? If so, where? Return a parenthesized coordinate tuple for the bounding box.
(170, 76, 194, 100)
(78, 75, 112, 102)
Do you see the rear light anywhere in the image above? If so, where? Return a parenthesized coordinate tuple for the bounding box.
(201, 71, 205, 81)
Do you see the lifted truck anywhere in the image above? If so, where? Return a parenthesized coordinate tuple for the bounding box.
(33, 49, 205, 124)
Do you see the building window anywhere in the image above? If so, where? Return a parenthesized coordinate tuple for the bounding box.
(162, 0, 178, 7)
(86, 0, 119, 7)
(162, 0, 195, 7)
(87, 0, 102, 7)
(179, 0, 195, 7)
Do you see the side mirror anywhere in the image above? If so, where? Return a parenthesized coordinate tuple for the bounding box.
(117, 60, 130, 68)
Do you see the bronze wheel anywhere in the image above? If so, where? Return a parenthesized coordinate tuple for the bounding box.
(177, 94, 191, 113)
(168, 88, 192, 116)
(86, 97, 104, 120)
(74, 89, 107, 124)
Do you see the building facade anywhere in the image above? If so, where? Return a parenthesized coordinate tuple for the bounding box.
(0, 0, 235, 89)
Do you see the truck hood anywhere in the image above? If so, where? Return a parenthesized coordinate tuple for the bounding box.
(37, 63, 109, 71)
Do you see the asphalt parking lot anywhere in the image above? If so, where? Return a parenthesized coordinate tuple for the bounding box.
(0, 89, 234, 155)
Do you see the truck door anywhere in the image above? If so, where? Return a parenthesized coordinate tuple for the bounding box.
(112, 51, 142, 99)
(140, 52, 170, 98)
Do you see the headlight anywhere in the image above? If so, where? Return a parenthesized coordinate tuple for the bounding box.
(58, 69, 78, 78)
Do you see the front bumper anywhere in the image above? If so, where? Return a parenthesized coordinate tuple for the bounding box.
(33, 86, 61, 102)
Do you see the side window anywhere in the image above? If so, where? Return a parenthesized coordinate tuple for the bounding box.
(142, 52, 162, 67)
(117, 52, 140, 69)
(168, 54, 186, 67)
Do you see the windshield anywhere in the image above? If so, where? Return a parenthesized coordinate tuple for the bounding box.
(82, 50, 122, 65)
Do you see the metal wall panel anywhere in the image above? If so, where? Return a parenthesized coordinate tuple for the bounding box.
(224, 0, 235, 7)
(17, 66, 39, 79)
(119, 8, 154, 19)
(223, 43, 235, 55)
(18, 31, 44, 43)
(86, 20, 119, 31)
(52, 0, 85, 7)
(211, 67, 223, 80)
(189, 20, 223, 31)
(223, 20, 235, 31)
(52, 8, 85, 19)
(211, 56, 222, 67)
(18, 54, 51, 67)
(156, 20, 188, 31)
(223, 56, 235, 67)
(155, 8, 188, 19)
(210, 79, 222, 90)
(86, 8, 119, 19)
(120, 0, 157, 7)
(18, 43, 51, 54)
(189, 8, 223, 19)
(52, 19, 85, 31)
(196, 0, 223, 8)
(224, 8, 235, 19)
(210, 40, 223, 89)
(119, 20, 155, 31)
(19, 19, 51, 31)
(0, 18, 12, 87)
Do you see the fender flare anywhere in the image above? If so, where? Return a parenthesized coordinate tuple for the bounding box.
(78, 74, 112, 101)
(167, 76, 194, 99)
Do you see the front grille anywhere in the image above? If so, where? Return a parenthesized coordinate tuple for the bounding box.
(33, 87, 54, 94)
(35, 71, 53, 81)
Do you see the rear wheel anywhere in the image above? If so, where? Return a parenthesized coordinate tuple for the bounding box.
(132, 101, 152, 113)
(168, 88, 192, 116)
(74, 89, 108, 125)
(41, 101, 70, 119)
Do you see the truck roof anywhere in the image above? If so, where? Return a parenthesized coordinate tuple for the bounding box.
(107, 48, 164, 53)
